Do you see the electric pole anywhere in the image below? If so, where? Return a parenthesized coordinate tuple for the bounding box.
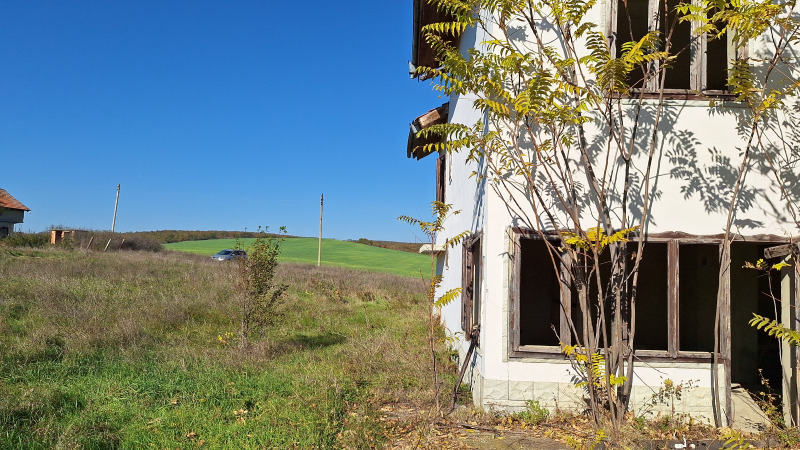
(318, 193, 323, 267)
(111, 184, 120, 233)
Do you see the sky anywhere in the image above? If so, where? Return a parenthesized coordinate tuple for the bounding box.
(0, 1, 444, 242)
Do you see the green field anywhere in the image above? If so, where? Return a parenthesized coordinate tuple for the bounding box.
(165, 237, 429, 278)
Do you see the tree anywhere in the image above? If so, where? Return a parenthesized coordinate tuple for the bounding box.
(399, 202, 469, 410)
(415, 0, 800, 432)
(236, 227, 288, 348)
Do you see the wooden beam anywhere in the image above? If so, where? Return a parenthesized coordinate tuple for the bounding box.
(668, 240, 679, 358)
(765, 243, 798, 259)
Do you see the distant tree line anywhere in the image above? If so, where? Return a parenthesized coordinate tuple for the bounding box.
(351, 238, 422, 254)
(135, 230, 291, 244)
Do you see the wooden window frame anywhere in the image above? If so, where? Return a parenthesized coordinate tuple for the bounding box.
(509, 229, 572, 357)
(608, 0, 746, 98)
(436, 153, 446, 203)
(462, 232, 482, 341)
(508, 230, 732, 361)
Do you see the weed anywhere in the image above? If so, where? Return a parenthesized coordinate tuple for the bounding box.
(514, 400, 550, 425)
(752, 369, 800, 447)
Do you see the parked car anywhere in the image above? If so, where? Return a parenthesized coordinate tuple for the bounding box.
(210, 249, 247, 261)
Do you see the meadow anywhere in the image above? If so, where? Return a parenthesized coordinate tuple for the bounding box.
(165, 237, 430, 278)
(0, 246, 437, 448)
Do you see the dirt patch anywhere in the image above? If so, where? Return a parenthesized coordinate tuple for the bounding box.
(380, 404, 569, 449)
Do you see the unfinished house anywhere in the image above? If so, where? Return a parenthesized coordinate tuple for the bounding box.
(408, 0, 800, 428)
(0, 189, 30, 237)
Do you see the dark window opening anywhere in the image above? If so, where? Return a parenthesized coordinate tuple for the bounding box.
(613, 0, 738, 93)
(730, 243, 784, 396)
(678, 244, 719, 352)
(519, 238, 563, 346)
(631, 242, 669, 350)
(705, 13, 729, 91)
(615, 0, 649, 88)
(571, 249, 614, 348)
(661, 0, 692, 90)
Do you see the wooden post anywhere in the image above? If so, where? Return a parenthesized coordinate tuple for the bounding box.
(111, 184, 120, 233)
(318, 194, 323, 267)
(781, 259, 797, 425)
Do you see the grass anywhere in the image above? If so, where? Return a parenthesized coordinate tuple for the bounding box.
(164, 237, 430, 278)
(0, 247, 437, 448)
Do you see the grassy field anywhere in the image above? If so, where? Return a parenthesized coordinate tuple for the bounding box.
(0, 247, 441, 448)
(165, 237, 430, 278)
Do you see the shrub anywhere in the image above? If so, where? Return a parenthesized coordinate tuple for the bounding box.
(1, 233, 48, 248)
(117, 236, 162, 252)
(515, 400, 550, 425)
(236, 227, 288, 347)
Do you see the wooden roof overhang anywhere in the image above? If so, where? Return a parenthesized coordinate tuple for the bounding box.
(410, 0, 460, 78)
(407, 102, 449, 160)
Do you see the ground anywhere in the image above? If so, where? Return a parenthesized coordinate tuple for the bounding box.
(381, 404, 571, 449)
(378, 403, 774, 449)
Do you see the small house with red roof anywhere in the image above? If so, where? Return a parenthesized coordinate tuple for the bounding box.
(0, 189, 30, 237)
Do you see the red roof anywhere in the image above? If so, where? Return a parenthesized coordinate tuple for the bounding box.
(0, 189, 30, 211)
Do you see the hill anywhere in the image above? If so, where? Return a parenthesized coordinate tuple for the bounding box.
(164, 237, 429, 278)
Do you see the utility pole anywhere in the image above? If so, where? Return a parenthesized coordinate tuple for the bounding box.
(318, 193, 323, 267)
(111, 184, 120, 233)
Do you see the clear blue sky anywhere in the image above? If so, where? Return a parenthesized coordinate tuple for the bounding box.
(0, 1, 443, 242)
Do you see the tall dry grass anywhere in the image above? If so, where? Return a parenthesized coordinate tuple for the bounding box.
(0, 246, 441, 447)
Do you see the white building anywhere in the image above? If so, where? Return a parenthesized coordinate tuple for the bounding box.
(408, 0, 800, 428)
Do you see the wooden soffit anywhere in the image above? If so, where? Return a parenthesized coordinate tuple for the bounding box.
(407, 102, 449, 160)
(411, 0, 459, 78)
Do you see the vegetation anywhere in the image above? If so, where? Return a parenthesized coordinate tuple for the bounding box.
(0, 246, 433, 448)
(235, 228, 288, 347)
(114, 229, 289, 244)
(351, 238, 423, 254)
(399, 201, 469, 410)
(166, 237, 430, 278)
(0, 239, 791, 447)
(0, 233, 49, 248)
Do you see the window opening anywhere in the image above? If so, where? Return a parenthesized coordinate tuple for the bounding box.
(571, 248, 615, 348)
(630, 242, 669, 350)
(661, 0, 692, 90)
(730, 243, 784, 395)
(519, 238, 563, 347)
(678, 244, 719, 352)
(613, 0, 739, 93)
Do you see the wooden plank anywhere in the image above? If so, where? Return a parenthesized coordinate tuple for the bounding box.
(668, 240, 679, 358)
(436, 154, 446, 203)
(462, 236, 473, 336)
(721, 241, 733, 426)
(509, 230, 521, 355)
(560, 252, 572, 345)
(765, 243, 796, 259)
(781, 259, 795, 424)
(795, 262, 800, 424)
